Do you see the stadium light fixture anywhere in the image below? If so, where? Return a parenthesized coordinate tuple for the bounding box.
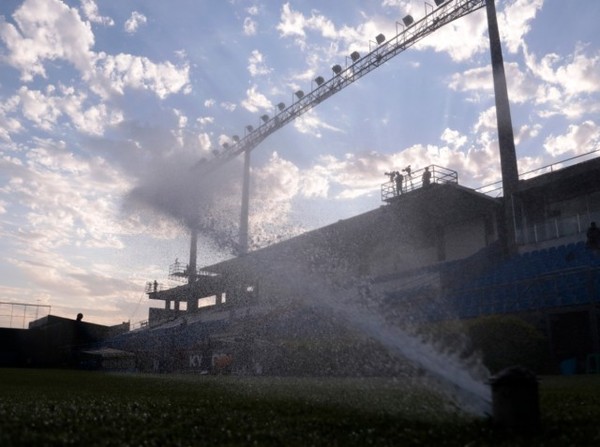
(277, 102, 286, 111)
(402, 15, 414, 27)
(434, 0, 447, 6)
(260, 114, 269, 123)
(332, 64, 342, 75)
(295, 90, 304, 100)
(350, 51, 360, 62)
(375, 33, 386, 44)
(314, 76, 325, 86)
(245, 125, 253, 133)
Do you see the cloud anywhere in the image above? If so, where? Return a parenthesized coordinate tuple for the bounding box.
(525, 44, 600, 119)
(0, 0, 95, 81)
(276, 2, 386, 54)
(243, 17, 257, 36)
(0, 95, 23, 141)
(0, 0, 190, 100)
(0, 138, 132, 254)
(248, 49, 271, 77)
(241, 85, 273, 112)
(544, 121, 600, 157)
(293, 109, 342, 138)
(14, 84, 123, 135)
(92, 53, 190, 99)
(441, 128, 468, 150)
(124, 11, 147, 34)
(80, 0, 114, 27)
(498, 0, 544, 54)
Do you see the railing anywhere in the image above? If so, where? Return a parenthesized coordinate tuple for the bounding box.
(476, 149, 600, 197)
(145, 281, 164, 294)
(381, 165, 458, 202)
(0, 301, 51, 329)
(168, 261, 219, 283)
(516, 210, 600, 245)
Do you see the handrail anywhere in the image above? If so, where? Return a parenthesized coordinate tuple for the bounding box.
(381, 164, 458, 202)
(476, 149, 600, 197)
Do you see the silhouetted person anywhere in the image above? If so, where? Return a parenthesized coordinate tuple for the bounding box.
(394, 171, 403, 195)
(422, 166, 431, 187)
(587, 222, 600, 251)
(153, 280, 158, 292)
(76, 313, 83, 322)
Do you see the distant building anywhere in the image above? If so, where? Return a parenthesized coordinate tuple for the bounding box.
(0, 314, 129, 368)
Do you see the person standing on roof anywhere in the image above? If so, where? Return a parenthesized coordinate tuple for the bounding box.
(586, 222, 600, 251)
(394, 171, 403, 195)
(422, 166, 432, 187)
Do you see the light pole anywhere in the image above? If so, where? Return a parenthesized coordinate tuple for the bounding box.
(485, 0, 519, 254)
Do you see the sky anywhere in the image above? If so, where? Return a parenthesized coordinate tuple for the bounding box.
(1, 0, 599, 327)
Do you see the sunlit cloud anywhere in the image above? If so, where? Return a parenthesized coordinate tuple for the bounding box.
(124, 11, 147, 34)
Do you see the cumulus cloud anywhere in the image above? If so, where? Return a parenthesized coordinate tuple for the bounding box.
(243, 17, 257, 36)
(0, 0, 95, 81)
(243, 4, 259, 36)
(91, 53, 190, 99)
(80, 0, 114, 27)
(0, 138, 131, 253)
(14, 85, 123, 135)
(248, 49, 271, 77)
(241, 85, 273, 112)
(124, 11, 147, 34)
(293, 109, 342, 138)
(525, 44, 600, 119)
(276, 2, 388, 54)
(0, 0, 190, 100)
(498, 0, 543, 54)
(544, 121, 600, 157)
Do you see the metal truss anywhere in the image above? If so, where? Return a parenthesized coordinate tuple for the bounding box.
(195, 0, 486, 174)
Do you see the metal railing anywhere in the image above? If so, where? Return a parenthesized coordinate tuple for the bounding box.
(381, 165, 458, 202)
(167, 261, 219, 284)
(516, 210, 600, 245)
(0, 301, 51, 329)
(476, 149, 600, 197)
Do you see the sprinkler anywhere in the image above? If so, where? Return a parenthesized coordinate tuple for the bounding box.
(489, 366, 540, 435)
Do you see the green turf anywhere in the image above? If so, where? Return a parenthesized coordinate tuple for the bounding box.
(1, 369, 599, 446)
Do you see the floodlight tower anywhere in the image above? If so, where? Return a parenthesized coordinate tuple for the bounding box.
(189, 0, 518, 271)
(485, 0, 519, 254)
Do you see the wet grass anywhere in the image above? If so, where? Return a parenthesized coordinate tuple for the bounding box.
(1, 369, 599, 446)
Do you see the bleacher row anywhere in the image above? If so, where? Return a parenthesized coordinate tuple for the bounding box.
(447, 241, 600, 318)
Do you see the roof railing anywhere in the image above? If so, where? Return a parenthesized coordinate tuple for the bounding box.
(381, 164, 458, 202)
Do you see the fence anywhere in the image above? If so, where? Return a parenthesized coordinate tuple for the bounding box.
(0, 302, 51, 329)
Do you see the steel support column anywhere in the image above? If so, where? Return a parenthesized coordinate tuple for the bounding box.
(486, 0, 519, 254)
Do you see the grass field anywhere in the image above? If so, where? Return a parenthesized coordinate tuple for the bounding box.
(1, 369, 599, 446)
